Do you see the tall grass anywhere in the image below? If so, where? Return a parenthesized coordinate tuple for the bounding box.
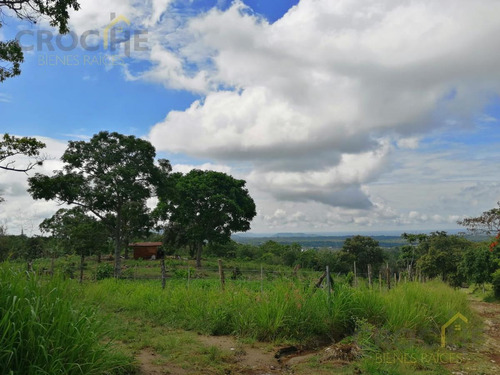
(82, 278, 476, 347)
(0, 265, 134, 375)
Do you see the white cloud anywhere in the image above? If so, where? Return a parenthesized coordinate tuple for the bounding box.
(4, 1, 500, 234)
(172, 162, 232, 174)
(141, 0, 500, 216)
(0, 93, 12, 103)
(0, 136, 68, 235)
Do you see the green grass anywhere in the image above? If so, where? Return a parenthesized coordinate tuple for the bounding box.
(81, 277, 477, 348)
(4, 257, 481, 374)
(0, 265, 135, 375)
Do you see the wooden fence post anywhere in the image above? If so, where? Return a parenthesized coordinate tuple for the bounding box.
(386, 262, 391, 290)
(367, 264, 372, 289)
(379, 270, 382, 292)
(353, 261, 358, 287)
(218, 259, 225, 291)
(326, 266, 332, 298)
(160, 257, 167, 289)
(260, 264, 264, 293)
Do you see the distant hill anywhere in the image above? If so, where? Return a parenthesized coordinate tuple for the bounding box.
(232, 234, 406, 249)
(232, 231, 490, 249)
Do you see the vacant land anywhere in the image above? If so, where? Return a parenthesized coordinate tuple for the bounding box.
(2, 259, 498, 374)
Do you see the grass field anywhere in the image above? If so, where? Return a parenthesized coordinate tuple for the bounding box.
(0, 258, 489, 374)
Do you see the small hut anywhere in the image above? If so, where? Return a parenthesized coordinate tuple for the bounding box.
(129, 242, 162, 260)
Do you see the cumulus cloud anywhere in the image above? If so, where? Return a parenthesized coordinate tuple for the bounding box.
(138, 0, 500, 213)
(7, 0, 498, 233)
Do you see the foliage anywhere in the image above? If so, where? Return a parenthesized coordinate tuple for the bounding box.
(0, 133, 46, 172)
(458, 202, 500, 235)
(459, 242, 496, 287)
(340, 235, 385, 274)
(158, 169, 256, 267)
(398, 233, 428, 270)
(0, 0, 80, 82)
(0, 265, 133, 374)
(40, 207, 108, 257)
(95, 262, 114, 280)
(0, 39, 23, 82)
(492, 269, 500, 298)
(28, 131, 167, 277)
(416, 232, 471, 286)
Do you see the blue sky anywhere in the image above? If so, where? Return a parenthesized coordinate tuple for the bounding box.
(1, 0, 500, 235)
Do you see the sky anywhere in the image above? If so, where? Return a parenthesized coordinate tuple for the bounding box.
(1, 0, 500, 236)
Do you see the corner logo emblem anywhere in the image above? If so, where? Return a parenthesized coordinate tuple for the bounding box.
(103, 13, 131, 49)
(441, 312, 468, 348)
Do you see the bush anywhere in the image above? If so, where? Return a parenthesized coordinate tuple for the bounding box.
(95, 262, 114, 280)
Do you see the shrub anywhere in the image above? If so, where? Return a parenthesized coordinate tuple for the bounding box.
(95, 262, 114, 280)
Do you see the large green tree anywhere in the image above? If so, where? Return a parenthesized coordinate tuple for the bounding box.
(0, 0, 80, 82)
(0, 133, 45, 172)
(397, 233, 428, 273)
(28, 131, 167, 277)
(459, 242, 497, 290)
(340, 235, 385, 274)
(416, 231, 471, 286)
(157, 169, 256, 268)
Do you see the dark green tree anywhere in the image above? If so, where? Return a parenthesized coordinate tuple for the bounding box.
(40, 207, 108, 282)
(28, 131, 166, 277)
(459, 242, 496, 291)
(416, 232, 471, 286)
(157, 169, 256, 268)
(0, 0, 80, 82)
(0, 133, 45, 172)
(341, 235, 385, 274)
(397, 233, 428, 274)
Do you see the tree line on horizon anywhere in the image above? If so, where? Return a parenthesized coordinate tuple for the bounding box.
(1, 131, 500, 297)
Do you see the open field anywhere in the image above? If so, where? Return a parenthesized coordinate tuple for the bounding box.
(3, 257, 499, 374)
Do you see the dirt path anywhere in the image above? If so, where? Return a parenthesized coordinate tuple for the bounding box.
(469, 299, 500, 367)
(450, 297, 500, 375)
(134, 298, 500, 375)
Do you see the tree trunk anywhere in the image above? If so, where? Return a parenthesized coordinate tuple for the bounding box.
(114, 214, 122, 278)
(196, 241, 202, 268)
(160, 257, 166, 289)
(80, 253, 85, 284)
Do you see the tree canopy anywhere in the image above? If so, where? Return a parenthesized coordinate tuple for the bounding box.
(0, 133, 46, 172)
(458, 202, 500, 236)
(41, 207, 108, 281)
(157, 169, 256, 267)
(340, 235, 385, 273)
(0, 0, 80, 82)
(28, 131, 167, 276)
